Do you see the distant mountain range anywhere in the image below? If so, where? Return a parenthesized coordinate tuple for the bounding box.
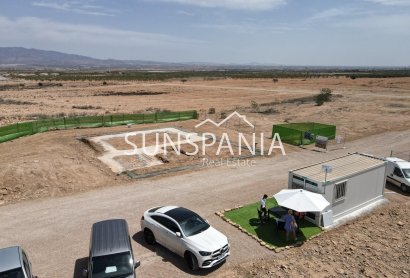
(0, 47, 406, 70)
(0, 47, 194, 69)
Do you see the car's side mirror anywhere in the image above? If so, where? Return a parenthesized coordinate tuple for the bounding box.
(82, 269, 88, 278)
(175, 232, 182, 238)
(134, 260, 141, 269)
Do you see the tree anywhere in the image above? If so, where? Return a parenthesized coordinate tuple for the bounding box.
(315, 88, 332, 106)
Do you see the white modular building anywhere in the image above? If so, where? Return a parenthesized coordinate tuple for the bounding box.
(288, 153, 387, 227)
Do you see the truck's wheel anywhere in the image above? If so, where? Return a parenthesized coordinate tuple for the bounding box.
(401, 184, 407, 193)
(144, 229, 156, 245)
(185, 251, 199, 270)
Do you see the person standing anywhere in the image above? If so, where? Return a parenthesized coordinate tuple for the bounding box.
(294, 211, 305, 226)
(260, 194, 268, 219)
(283, 209, 297, 241)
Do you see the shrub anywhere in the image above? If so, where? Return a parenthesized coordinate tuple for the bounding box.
(250, 100, 260, 112)
(208, 108, 216, 114)
(146, 107, 171, 113)
(315, 88, 332, 106)
(259, 107, 278, 114)
(27, 113, 49, 119)
(0, 98, 34, 105)
(72, 105, 102, 110)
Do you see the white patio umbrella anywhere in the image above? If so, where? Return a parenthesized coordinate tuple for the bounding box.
(273, 189, 330, 212)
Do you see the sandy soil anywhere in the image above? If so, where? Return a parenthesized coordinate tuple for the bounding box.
(0, 130, 408, 278)
(0, 118, 295, 205)
(1, 77, 410, 141)
(91, 123, 272, 174)
(0, 77, 409, 277)
(0, 77, 409, 203)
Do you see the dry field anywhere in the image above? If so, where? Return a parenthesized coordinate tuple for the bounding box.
(0, 119, 297, 205)
(0, 77, 410, 205)
(0, 76, 409, 277)
(0, 77, 409, 140)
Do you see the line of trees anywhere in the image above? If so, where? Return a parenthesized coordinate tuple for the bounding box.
(8, 69, 410, 82)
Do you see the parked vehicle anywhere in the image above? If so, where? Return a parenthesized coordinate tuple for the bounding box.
(0, 246, 37, 278)
(141, 206, 230, 270)
(83, 219, 140, 278)
(385, 157, 410, 192)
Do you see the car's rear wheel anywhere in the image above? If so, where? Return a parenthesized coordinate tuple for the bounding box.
(185, 251, 199, 270)
(144, 228, 156, 245)
(401, 184, 407, 193)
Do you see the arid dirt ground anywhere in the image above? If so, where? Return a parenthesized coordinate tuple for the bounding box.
(0, 130, 408, 278)
(1, 77, 410, 205)
(0, 77, 409, 277)
(1, 77, 410, 140)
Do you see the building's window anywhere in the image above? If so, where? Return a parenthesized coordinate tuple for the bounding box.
(334, 181, 347, 201)
(292, 182, 304, 189)
(306, 180, 318, 187)
(292, 175, 304, 189)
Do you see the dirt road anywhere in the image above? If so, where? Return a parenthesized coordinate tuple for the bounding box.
(0, 130, 409, 277)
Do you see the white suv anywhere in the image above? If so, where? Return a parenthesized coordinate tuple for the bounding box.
(140, 206, 230, 270)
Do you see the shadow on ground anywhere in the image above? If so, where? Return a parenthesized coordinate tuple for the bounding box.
(132, 231, 224, 276)
(73, 257, 88, 278)
(250, 217, 308, 247)
(386, 182, 410, 196)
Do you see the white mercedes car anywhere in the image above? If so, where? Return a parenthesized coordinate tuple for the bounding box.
(140, 206, 230, 270)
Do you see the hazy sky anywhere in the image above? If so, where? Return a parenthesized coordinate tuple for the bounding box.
(0, 0, 409, 66)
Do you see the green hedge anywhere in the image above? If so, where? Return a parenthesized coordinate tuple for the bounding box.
(0, 110, 198, 143)
(272, 122, 336, 146)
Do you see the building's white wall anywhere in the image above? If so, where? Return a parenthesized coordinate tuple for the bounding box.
(324, 165, 386, 221)
(288, 164, 387, 226)
(287, 174, 293, 189)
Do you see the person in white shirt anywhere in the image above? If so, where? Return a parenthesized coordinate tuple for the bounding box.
(260, 194, 268, 219)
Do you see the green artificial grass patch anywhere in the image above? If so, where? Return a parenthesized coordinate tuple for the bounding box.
(224, 198, 322, 247)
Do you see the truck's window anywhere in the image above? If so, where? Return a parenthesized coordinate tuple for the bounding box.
(92, 252, 133, 278)
(0, 268, 25, 278)
(394, 167, 404, 178)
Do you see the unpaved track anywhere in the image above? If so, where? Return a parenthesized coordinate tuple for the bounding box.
(0, 130, 409, 278)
